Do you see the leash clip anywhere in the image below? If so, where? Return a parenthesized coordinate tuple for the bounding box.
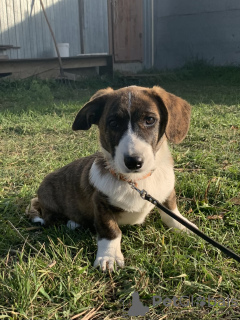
(128, 181, 147, 199)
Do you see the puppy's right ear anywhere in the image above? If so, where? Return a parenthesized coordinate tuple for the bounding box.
(72, 88, 113, 130)
(89, 87, 114, 100)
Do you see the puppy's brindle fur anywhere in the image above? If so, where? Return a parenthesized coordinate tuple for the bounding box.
(27, 86, 198, 271)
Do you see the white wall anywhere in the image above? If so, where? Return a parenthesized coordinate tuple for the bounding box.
(0, 0, 108, 59)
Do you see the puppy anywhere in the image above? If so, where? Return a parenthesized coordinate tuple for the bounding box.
(27, 86, 197, 271)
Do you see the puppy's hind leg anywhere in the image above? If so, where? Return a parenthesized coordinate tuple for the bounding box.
(26, 197, 45, 226)
(67, 220, 81, 230)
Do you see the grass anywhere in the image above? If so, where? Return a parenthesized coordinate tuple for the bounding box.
(0, 65, 240, 319)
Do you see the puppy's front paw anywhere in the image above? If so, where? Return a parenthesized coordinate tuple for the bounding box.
(94, 253, 124, 272)
(171, 220, 198, 234)
(94, 236, 124, 272)
(160, 207, 198, 234)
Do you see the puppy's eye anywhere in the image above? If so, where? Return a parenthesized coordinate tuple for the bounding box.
(109, 120, 119, 128)
(145, 117, 156, 126)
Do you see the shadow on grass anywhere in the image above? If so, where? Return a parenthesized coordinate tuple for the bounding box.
(2, 64, 240, 116)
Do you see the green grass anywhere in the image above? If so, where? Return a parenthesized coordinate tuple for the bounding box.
(0, 66, 240, 319)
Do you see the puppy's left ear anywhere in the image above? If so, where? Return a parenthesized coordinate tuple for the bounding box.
(72, 88, 113, 130)
(152, 86, 191, 144)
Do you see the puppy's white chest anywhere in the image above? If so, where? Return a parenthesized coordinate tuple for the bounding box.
(89, 159, 175, 225)
(116, 202, 155, 225)
(108, 184, 155, 225)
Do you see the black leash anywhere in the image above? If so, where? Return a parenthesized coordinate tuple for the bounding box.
(129, 182, 240, 263)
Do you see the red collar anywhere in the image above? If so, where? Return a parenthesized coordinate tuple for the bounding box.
(108, 168, 152, 188)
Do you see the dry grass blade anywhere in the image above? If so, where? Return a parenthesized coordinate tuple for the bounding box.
(7, 220, 47, 260)
(71, 303, 104, 320)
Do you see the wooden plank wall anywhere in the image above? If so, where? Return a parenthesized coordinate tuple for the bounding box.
(112, 0, 143, 62)
(0, 0, 82, 59)
(82, 0, 109, 54)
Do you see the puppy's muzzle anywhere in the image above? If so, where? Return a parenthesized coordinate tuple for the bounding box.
(124, 155, 143, 171)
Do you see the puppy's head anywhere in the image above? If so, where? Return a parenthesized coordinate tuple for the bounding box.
(72, 86, 191, 178)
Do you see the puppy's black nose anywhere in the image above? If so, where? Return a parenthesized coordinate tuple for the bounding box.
(124, 155, 143, 170)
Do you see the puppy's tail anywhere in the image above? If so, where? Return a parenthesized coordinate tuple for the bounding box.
(26, 197, 45, 225)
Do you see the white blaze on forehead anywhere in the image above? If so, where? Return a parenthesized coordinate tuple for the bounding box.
(113, 90, 156, 175)
(127, 91, 133, 131)
(128, 91, 132, 114)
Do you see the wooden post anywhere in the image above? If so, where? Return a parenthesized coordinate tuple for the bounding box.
(79, 0, 85, 54)
(107, 0, 113, 56)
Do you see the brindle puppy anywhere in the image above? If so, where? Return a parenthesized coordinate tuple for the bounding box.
(26, 86, 197, 271)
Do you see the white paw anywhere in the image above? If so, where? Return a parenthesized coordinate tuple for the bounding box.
(67, 220, 80, 230)
(32, 217, 45, 225)
(168, 220, 198, 234)
(94, 236, 124, 272)
(160, 207, 198, 234)
(94, 254, 124, 272)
